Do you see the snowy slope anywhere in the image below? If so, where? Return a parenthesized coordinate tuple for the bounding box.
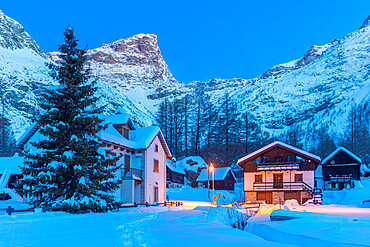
(0, 9, 369, 144)
(0, 10, 183, 139)
(0, 46, 54, 138)
(191, 20, 370, 136)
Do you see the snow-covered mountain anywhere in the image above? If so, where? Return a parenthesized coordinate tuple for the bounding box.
(47, 33, 182, 126)
(0, 9, 369, 144)
(185, 19, 370, 137)
(0, 10, 182, 138)
(0, 10, 54, 139)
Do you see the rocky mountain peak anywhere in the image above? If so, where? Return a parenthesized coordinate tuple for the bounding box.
(262, 39, 338, 78)
(88, 33, 165, 67)
(47, 33, 178, 88)
(0, 10, 44, 57)
(360, 15, 370, 29)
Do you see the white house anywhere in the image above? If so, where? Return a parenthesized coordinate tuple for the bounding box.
(16, 109, 172, 204)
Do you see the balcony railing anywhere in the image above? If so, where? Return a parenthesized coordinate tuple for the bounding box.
(121, 168, 143, 181)
(253, 181, 313, 193)
(257, 164, 299, 171)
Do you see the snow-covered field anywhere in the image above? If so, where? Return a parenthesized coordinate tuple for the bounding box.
(248, 202, 370, 246)
(1, 180, 370, 247)
(0, 203, 282, 247)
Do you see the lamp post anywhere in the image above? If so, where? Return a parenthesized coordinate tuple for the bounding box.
(209, 163, 215, 204)
(207, 164, 210, 199)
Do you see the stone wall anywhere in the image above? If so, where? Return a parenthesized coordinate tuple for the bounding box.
(244, 192, 257, 202)
(272, 192, 285, 204)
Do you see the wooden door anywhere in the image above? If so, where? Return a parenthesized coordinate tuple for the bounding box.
(273, 174, 283, 188)
(257, 192, 272, 204)
(154, 187, 158, 203)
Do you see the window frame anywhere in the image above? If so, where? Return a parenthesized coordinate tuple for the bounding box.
(154, 159, 159, 173)
(255, 174, 263, 183)
(294, 173, 303, 182)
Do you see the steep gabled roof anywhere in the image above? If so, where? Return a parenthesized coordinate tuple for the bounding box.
(197, 167, 236, 182)
(16, 112, 172, 159)
(15, 123, 39, 148)
(237, 141, 321, 166)
(322, 147, 362, 165)
(98, 125, 172, 159)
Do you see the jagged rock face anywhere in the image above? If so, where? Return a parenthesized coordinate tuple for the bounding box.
(0, 10, 44, 57)
(47, 33, 182, 126)
(48, 34, 178, 88)
(262, 39, 338, 78)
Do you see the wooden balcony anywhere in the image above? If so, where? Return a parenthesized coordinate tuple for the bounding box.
(121, 168, 143, 181)
(253, 181, 313, 193)
(257, 163, 299, 171)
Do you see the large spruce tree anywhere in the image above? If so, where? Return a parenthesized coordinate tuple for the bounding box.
(21, 28, 121, 212)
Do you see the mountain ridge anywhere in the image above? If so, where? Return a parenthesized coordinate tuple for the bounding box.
(0, 9, 368, 148)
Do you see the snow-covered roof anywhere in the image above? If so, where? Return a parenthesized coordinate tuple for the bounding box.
(361, 164, 370, 174)
(16, 111, 172, 159)
(16, 123, 38, 147)
(0, 154, 23, 174)
(322, 147, 362, 165)
(166, 160, 185, 175)
(176, 156, 208, 172)
(101, 111, 135, 130)
(197, 167, 236, 182)
(237, 141, 321, 165)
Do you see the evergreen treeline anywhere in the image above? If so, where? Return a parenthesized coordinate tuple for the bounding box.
(155, 87, 271, 167)
(157, 91, 370, 167)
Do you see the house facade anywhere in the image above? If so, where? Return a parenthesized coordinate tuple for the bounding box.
(166, 159, 185, 188)
(16, 110, 172, 205)
(320, 147, 362, 190)
(197, 167, 236, 191)
(237, 141, 322, 205)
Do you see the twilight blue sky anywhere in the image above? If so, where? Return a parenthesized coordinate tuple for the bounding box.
(2, 1, 370, 83)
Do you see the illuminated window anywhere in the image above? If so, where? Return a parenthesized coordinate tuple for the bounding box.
(154, 159, 159, 172)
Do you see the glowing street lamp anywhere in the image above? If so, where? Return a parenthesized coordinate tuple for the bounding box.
(209, 163, 215, 204)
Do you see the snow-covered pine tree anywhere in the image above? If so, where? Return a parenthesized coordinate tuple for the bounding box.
(21, 28, 121, 213)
